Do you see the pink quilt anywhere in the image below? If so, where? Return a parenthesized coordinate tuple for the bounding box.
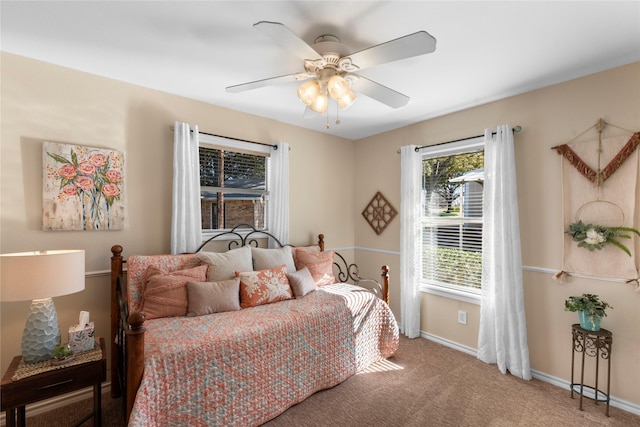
(128, 283, 399, 427)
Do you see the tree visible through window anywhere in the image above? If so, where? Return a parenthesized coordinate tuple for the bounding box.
(422, 143, 484, 291)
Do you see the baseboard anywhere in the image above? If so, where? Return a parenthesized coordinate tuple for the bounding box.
(0, 382, 112, 426)
(420, 331, 478, 356)
(420, 332, 640, 417)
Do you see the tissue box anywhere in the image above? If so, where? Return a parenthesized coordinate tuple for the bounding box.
(68, 322, 95, 353)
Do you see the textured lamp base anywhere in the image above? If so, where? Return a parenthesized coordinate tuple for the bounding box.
(21, 298, 61, 363)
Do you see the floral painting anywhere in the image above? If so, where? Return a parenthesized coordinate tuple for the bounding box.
(43, 142, 124, 230)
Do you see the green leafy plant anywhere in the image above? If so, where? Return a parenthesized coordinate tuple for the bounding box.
(564, 293, 612, 324)
(567, 220, 640, 256)
(52, 342, 73, 360)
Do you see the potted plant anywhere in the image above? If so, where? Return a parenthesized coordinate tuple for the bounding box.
(564, 293, 612, 331)
(52, 342, 74, 365)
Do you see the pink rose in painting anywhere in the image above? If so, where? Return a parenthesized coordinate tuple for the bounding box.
(76, 176, 94, 191)
(102, 184, 120, 197)
(78, 161, 95, 175)
(89, 153, 108, 168)
(62, 184, 77, 196)
(106, 169, 122, 183)
(58, 164, 77, 179)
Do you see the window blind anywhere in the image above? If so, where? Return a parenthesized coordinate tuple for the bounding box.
(421, 150, 484, 290)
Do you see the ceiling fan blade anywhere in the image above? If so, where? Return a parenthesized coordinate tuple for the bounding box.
(226, 73, 308, 93)
(254, 21, 323, 61)
(352, 76, 410, 108)
(348, 31, 436, 70)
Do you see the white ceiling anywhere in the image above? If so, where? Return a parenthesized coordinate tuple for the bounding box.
(2, 1, 639, 140)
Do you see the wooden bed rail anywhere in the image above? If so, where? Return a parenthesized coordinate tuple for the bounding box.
(110, 245, 145, 424)
(109, 245, 122, 398)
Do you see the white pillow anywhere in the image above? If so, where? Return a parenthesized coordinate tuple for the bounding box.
(251, 246, 296, 272)
(197, 245, 253, 281)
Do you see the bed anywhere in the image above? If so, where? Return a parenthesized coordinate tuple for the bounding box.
(109, 225, 399, 426)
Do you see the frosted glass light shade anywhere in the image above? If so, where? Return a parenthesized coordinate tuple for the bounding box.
(309, 92, 329, 113)
(297, 80, 320, 105)
(328, 75, 349, 100)
(338, 89, 357, 110)
(1, 250, 85, 363)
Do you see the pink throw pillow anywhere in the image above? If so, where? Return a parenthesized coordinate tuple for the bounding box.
(293, 250, 336, 286)
(236, 265, 293, 308)
(143, 264, 209, 319)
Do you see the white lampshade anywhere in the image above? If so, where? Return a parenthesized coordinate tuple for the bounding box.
(297, 80, 320, 106)
(327, 75, 350, 100)
(1, 250, 85, 301)
(1, 250, 85, 363)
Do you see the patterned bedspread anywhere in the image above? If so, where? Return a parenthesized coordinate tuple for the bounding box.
(128, 283, 399, 427)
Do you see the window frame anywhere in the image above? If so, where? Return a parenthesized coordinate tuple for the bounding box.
(418, 136, 485, 305)
(198, 134, 272, 240)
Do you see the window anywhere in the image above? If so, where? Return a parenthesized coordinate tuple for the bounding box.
(421, 137, 484, 297)
(199, 134, 271, 232)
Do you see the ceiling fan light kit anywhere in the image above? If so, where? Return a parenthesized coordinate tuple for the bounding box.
(227, 21, 436, 127)
(298, 74, 356, 114)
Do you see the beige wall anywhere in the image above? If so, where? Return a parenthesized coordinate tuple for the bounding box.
(0, 53, 356, 378)
(2, 51, 639, 410)
(354, 62, 640, 406)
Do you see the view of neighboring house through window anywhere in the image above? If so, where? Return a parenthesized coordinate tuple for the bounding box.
(199, 134, 270, 232)
(421, 137, 484, 293)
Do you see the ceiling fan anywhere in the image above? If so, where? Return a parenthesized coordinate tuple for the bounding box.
(226, 21, 437, 116)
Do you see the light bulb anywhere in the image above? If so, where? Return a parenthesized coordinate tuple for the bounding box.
(309, 92, 328, 113)
(297, 80, 320, 106)
(338, 89, 357, 110)
(327, 75, 349, 100)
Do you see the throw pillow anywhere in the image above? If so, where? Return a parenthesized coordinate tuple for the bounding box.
(251, 246, 296, 272)
(186, 278, 241, 316)
(287, 266, 317, 297)
(197, 245, 253, 281)
(305, 259, 336, 286)
(293, 250, 336, 286)
(236, 264, 293, 308)
(292, 245, 320, 267)
(143, 264, 209, 319)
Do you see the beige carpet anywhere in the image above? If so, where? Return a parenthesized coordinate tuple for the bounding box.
(26, 336, 640, 426)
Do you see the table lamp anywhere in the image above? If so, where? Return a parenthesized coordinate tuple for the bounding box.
(1, 250, 85, 363)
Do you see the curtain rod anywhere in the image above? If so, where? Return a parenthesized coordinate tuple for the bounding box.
(170, 126, 278, 150)
(413, 125, 522, 152)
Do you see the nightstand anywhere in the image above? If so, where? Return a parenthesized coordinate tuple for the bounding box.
(1, 337, 106, 427)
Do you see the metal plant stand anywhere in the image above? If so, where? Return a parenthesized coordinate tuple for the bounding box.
(570, 324, 612, 416)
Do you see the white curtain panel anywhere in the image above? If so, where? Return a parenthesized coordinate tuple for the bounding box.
(400, 145, 423, 338)
(477, 124, 531, 380)
(171, 121, 202, 255)
(267, 142, 290, 247)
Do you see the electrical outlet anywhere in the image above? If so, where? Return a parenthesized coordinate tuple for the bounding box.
(457, 310, 467, 325)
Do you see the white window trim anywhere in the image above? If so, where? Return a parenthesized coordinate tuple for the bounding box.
(199, 134, 272, 155)
(420, 135, 484, 303)
(420, 282, 481, 305)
